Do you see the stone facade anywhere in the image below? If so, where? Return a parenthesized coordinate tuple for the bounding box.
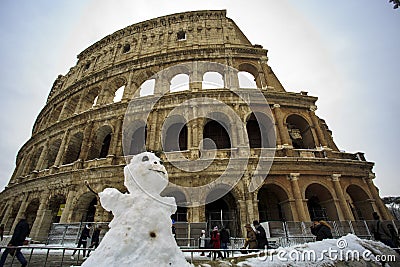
(0, 10, 391, 241)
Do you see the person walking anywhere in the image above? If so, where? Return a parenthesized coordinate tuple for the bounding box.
(371, 212, 394, 247)
(87, 225, 102, 257)
(386, 224, 399, 250)
(210, 226, 223, 260)
(0, 216, 30, 267)
(71, 223, 92, 259)
(310, 219, 333, 241)
(220, 227, 230, 258)
(242, 224, 257, 251)
(199, 230, 206, 256)
(253, 220, 268, 250)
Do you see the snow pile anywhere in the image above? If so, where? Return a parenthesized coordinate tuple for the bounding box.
(237, 234, 399, 266)
(82, 152, 191, 267)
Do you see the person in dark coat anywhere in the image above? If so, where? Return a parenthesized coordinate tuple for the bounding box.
(371, 212, 395, 248)
(220, 227, 230, 258)
(71, 223, 92, 259)
(87, 225, 102, 257)
(210, 226, 223, 260)
(386, 224, 399, 249)
(0, 216, 30, 267)
(310, 219, 333, 241)
(253, 220, 268, 249)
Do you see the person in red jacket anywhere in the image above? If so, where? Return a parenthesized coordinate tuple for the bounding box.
(211, 226, 223, 260)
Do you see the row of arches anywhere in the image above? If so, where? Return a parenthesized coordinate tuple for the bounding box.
(37, 64, 262, 133)
(20, 110, 324, 177)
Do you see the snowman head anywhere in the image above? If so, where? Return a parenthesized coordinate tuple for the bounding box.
(124, 152, 168, 196)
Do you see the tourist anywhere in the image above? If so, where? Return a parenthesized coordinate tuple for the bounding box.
(210, 226, 223, 260)
(253, 220, 268, 249)
(386, 224, 399, 249)
(0, 215, 29, 267)
(199, 230, 206, 256)
(171, 220, 176, 241)
(310, 219, 333, 241)
(71, 223, 92, 259)
(0, 224, 4, 242)
(242, 224, 257, 251)
(371, 212, 394, 247)
(220, 227, 230, 258)
(87, 225, 102, 257)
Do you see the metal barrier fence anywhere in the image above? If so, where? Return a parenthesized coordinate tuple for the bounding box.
(0, 246, 93, 267)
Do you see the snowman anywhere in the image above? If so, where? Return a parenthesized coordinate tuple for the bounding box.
(82, 152, 192, 267)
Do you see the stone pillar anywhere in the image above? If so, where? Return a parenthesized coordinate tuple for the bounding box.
(30, 191, 50, 240)
(79, 121, 94, 160)
(35, 140, 49, 171)
(309, 106, 328, 148)
(189, 61, 202, 92)
(287, 173, 307, 221)
(154, 73, 170, 95)
(11, 193, 30, 233)
(331, 174, 354, 221)
(237, 199, 248, 236)
(0, 201, 13, 227)
(272, 104, 291, 147)
(224, 66, 239, 89)
(122, 71, 136, 101)
(147, 112, 160, 152)
(53, 130, 70, 167)
(108, 116, 123, 156)
(366, 173, 392, 220)
(59, 190, 77, 223)
(245, 193, 257, 223)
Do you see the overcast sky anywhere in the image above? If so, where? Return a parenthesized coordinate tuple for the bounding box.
(0, 0, 398, 196)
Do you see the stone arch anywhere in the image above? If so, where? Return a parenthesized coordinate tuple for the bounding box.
(60, 94, 80, 119)
(205, 185, 241, 237)
(203, 112, 233, 149)
(28, 145, 44, 172)
(123, 120, 147, 155)
(70, 192, 98, 222)
(139, 79, 156, 96)
(305, 182, 339, 221)
(62, 132, 83, 165)
(49, 103, 63, 124)
(4, 201, 21, 232)
(238, 63, 260, 88)
(162, 115, 188, 152)
(87, 125, 113, 160)
(79, 87, 100, 112)
(45, 138, 62, 169)
(246, 112, 275, 148)
(25, 198, 40, 228)
(202, 71, 224, 89)
(105, 76, 127, 104)
(170, 73, 190, 92)
(346, 184, 374, 220)
(286, 114, 316, 149)
(257, 183, 293, 222)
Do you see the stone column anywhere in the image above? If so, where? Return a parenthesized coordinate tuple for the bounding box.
(287, 173, 307, 221)
(79, 121, 94, 160)
(331, 174, 354, 220)
(272, 104, 291, 147)
(59, 190, 77, 223)
(30, 191, 50, 240)
(366, 173, 392, 220)
(0, 201, 13, 227)
(108, 116, 123, 157)
(53, 130, 70, 167)
(189, 61, 202, 92)
(11, 193, 30, 233)
(122, 71, 136, 101)
(35, 140, 49, 171)
(309, 106, 328, 148)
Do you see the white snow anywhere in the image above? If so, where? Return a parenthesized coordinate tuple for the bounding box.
(81, 152, 192, 267)
(237, 234, 399, 267)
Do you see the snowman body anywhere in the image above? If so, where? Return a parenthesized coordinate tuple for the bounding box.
(82, 152, 191, 267)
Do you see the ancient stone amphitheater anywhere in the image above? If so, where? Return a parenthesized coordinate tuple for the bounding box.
(0, 10, 392, 241)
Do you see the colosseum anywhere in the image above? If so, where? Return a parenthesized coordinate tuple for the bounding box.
(0, 10, 394, 243)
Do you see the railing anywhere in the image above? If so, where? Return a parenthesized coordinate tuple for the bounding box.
(0, 246, 93, 267)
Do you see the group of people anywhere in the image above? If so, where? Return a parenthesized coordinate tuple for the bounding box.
(242, 220, 268, 250)
(71, 223, 103, 259)
(199, 226, 230, 260)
